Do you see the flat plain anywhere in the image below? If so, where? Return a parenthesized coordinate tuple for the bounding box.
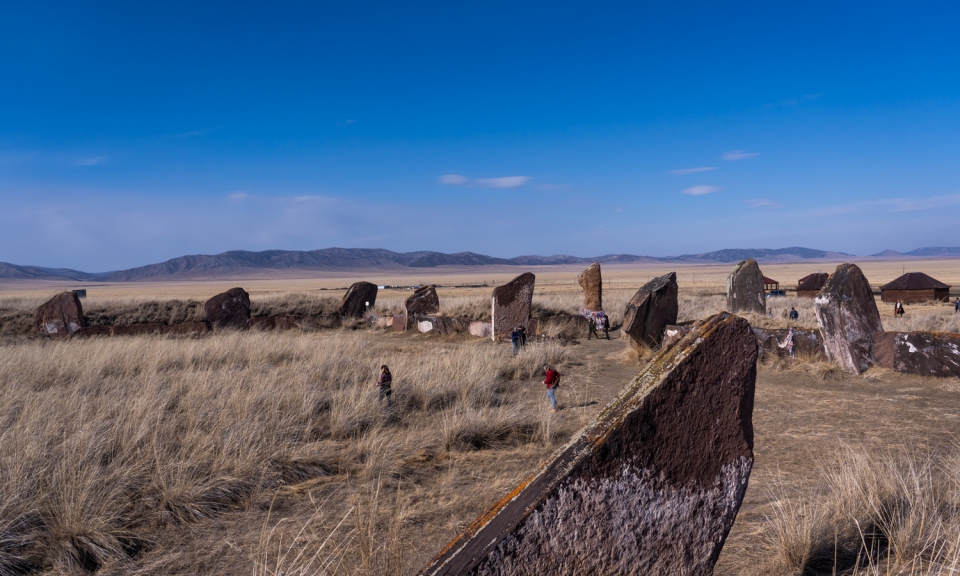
(1, 258, 959, 575)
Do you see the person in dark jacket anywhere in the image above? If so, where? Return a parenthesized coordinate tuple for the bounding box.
(518, 325, 527, 348)
(510, 327, 521, 355)
(586, 316, 599, 340)
(789, 307, 799, 321)
(377, 365, 393, 408)
(954, 297, 959, 313)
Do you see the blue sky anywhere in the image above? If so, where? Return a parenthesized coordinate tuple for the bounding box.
(2, 1, 960, 271)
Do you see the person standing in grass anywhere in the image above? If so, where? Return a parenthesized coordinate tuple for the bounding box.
(377, 365, 393, 408)
(518, 325, 527, 349)
(511, 327, 521, 355)
(789, 307, 799, 321)
(543, 364, 561, 412)
(596, 311, 610, 339)
(954, 297, 959, 313)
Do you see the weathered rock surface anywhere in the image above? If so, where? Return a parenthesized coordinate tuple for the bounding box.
(622, 272, 679, 350)
(874, 331, 960, 378)
(392, 313, 408, 332)
(492, 273, 535, 340)
(469, 321, 492, 338)
(577, 262, 603, 312)
(338, 282, 378, 318)
(204, 287, 251, 329)
(661, 324, 691, 349)
(35, 292, 86, 336)
(420, 312, 757, 576)
(726, 259, 766, 314)
(813, 263, 883, 374)
(405, 285, 440, 317)
(245, 316, 302, 331)
(753, 328, 824, 359)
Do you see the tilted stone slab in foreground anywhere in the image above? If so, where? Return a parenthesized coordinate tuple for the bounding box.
(577, 262, 603, 312)
(622, 271, 678, 351)
(35, 291, 87, 336)
(338, 281, 378, 318)
(726, 259, 766, 314)
(874, 331, 960, 378)
(813, 263, 883, 374)
(492, 273, 535, 340)
(420, 312, 758, 576)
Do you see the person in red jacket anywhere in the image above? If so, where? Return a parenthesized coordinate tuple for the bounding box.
(543, 364, 561, 412)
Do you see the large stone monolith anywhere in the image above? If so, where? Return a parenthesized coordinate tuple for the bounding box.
(34, 292, 86, 336)
(813, 263, 883, 374)
(622, 272, 679, 351)
(577, 262, 603, 312)
(726, 259, 766, 314)
(338, 282, 378, 318)
(420, 312, 757, 576)
(492, 273, 535, 340)
(873, 331, 960, 378)
(204, 287, 251, 329)
(405, 285, 440, 317)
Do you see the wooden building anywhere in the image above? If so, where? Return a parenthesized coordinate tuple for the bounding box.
(796, 272, 829, 298)
(880, 272, 951, 303)
(763, 276, 780, 292)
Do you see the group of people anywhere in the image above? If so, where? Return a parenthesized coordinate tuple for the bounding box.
(376, 362, 563, 412)
(586, 311, 610, 340)
(510, 326, 528, 355)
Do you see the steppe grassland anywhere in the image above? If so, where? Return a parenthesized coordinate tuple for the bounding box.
(0, 328, 586, 574)
(2, 259, 960, 574)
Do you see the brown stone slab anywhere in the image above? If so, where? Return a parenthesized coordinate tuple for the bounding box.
(874, 331, 960, 378)
(577, 262, 603, 312)
(726, 259, 766, 314)
(406, 285, 441, 316)
(752, 327, 824, 359)
(204, 287, 251, 329)
(420, 312, 758, 576)
(492, 273, 535, 339)
(35, 291, 86, 336)
(813, 263, 883, 374)
(338, 281, 378, 318)
(622, 271, 678, 351)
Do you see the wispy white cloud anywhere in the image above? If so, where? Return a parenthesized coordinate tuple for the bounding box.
(668, 166, 716, 175)
(438, 174, 469, 185)
(227, 192, 248, 201)
(75, 156, 107, 166)
(801, 193, 960, 217)
(476, 176, 530, 188)
(438, 174, 531, 188)
(682, 185, 721, 196)
(745, 198, 781, 209)
(722, 150, 759, 161)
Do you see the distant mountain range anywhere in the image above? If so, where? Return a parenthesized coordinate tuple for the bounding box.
(1, 246, 956, 282)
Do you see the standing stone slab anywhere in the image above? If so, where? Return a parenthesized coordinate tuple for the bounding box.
(204, 287, 251, 329)
(35, 292, 87, 336)
(338, 282, 378, 318)
(726, 259, 766, 314)
(468, 321, 493, 338)
(420, 312, 757, 576)
(874, 331, 960, 378)
(406, 285, 441, 317)
(492, 273, 535, 340)
(813, 263, 883, 374)
(622, 272, 678, 351)
(577, 262, 603, 312)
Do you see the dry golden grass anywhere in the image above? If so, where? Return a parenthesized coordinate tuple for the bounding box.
(0, 330, 579, 574)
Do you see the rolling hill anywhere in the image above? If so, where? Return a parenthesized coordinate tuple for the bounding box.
(2, 246, 955, 282)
